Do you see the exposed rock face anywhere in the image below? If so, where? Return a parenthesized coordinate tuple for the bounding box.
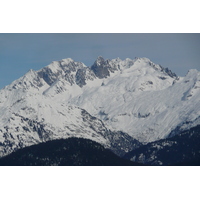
(91, 56, 111, 79)
(75, 68, 96, 87)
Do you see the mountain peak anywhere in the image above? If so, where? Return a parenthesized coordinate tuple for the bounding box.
(186, 69, 199, 76)
(133, 57, 178, 79)
(134, 57, 151, 62)
(61, 58, 74, 65)
(95, 56, 106, 65)
(91, 56, 111, 79)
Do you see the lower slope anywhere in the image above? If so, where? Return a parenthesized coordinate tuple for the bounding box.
(0, 137, 143, 166)
(123, 125, 200, 166)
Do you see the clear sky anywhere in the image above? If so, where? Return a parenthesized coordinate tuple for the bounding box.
(0, 33, 200, 89)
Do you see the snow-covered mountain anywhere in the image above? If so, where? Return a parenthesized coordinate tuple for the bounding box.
(0, 56, 199, 157)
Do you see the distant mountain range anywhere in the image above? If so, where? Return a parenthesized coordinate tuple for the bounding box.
(0, 56, 199, 165)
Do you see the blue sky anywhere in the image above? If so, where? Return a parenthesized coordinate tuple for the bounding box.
(0, 33, 200, 89)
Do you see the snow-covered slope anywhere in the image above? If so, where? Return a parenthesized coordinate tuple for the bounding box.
(71, 67, 200, 143)
(0, 90, 140, 157)
(41, 57, 200, 143)
(0, 56, 199, 156)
